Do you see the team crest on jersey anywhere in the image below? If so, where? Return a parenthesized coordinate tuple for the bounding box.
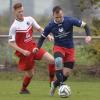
(59, 27, 64, 32)
(27, 21, 30, 26)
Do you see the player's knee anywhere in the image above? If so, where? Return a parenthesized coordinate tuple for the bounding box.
(25, 70, 34, 77)
(55, 57, 63, 69)
(29, 73, 33, 77)
(47, 55, 54, 64)
(49, 58, 55, 64)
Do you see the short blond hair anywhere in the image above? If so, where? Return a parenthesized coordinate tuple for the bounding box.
(13, 3, 23, 10)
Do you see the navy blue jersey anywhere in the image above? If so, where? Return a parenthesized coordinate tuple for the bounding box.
(43, 16, 82, 48)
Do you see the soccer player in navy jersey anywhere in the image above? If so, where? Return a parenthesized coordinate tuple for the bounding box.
(33, 6, 91, 96)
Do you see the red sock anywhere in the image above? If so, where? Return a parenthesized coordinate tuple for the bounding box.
(48, 64, 55, 83)
(22, 76, 32, 91)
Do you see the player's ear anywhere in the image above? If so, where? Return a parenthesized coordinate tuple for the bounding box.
(61, 11, 64, 16)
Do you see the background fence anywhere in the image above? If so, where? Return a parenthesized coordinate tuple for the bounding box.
(0, 35, 99, 68)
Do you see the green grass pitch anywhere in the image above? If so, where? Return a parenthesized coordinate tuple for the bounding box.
(0, 80, 100, 100)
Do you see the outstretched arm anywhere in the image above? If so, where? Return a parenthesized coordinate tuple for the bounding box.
(33, 23, 51, 53)
(71, 17, 92, 43)
(81, 21, 91, 36)
(37, 34, 46, 49)
(81, 21, 91, 43)
(8, 41, 31, 56)
(32, 34, 46, 54)
(30, 17, 53, 41)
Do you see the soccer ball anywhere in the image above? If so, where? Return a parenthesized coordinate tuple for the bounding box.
(58, 84, 71, 98)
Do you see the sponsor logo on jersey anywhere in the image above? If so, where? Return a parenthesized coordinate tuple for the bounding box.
(27, 21, 30, 26)
(26, 33, 31, 39)
(24, 32, 32, 42)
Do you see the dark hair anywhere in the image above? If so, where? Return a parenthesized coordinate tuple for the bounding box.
(52, 6, 62, 14)
(13, 3, 23, 10)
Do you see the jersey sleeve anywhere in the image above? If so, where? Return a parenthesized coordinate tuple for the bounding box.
(29, 16, 41, 30)
(42, 24, 51, 38)
(8, 25, 16, 42)
(70, 17, 83, 27)
(70, 17, 87, 28)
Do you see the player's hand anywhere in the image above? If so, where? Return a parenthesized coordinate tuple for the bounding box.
(23, 50, 31, 56)
(47, 35, 54, 41)
(32, 48, 39, 54)
(85, 36, 92, 44)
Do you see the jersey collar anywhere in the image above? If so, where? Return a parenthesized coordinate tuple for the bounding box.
(54, 17, 64, 24)
(15, 17, 24, 22)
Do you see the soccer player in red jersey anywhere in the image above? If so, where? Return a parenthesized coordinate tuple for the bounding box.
(8, 3, 55, 94)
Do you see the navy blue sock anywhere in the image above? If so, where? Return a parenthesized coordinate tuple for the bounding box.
(63, 75, 69, 82)
(54, 70, 63, 87)
(54, 70, 69, 87)
(54, 80, 60, 87)
(56, 70, 63, 82)
(54, 75, 69, 87)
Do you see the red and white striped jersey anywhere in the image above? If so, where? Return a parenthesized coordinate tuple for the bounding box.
(9, 16, 41, 56)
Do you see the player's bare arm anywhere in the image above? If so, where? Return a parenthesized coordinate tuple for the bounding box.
(8, 41, 31, 56)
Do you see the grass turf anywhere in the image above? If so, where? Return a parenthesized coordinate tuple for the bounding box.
(0, 80, 100, 100)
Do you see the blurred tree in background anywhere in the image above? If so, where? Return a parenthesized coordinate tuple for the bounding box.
(88, 18, 100, 64)
(0, 0, 100, 79)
